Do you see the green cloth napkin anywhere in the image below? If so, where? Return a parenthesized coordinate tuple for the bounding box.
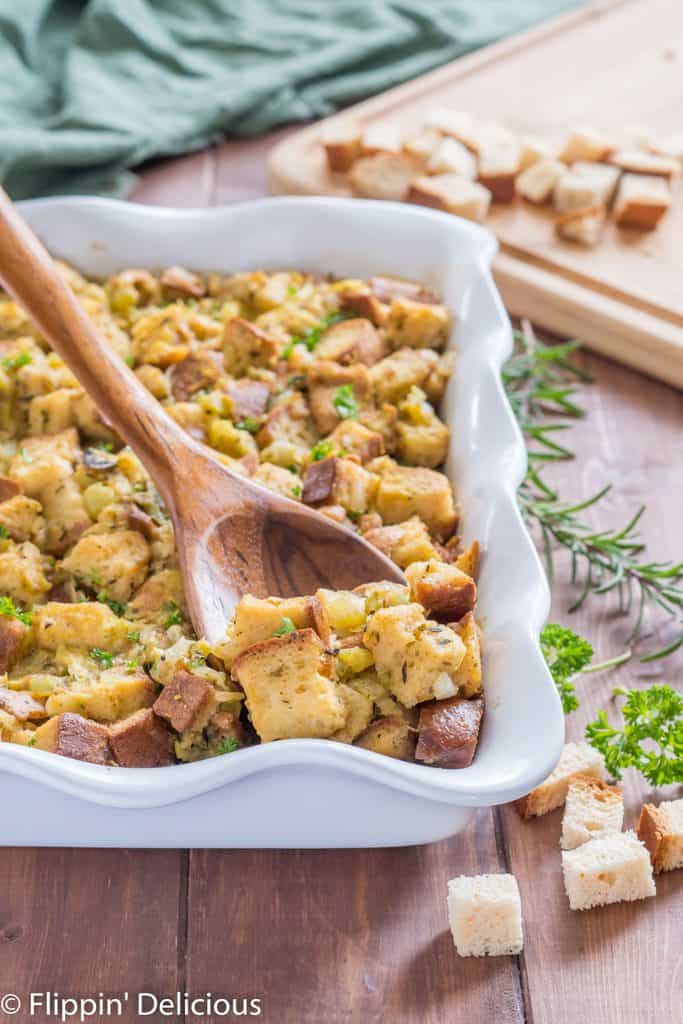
(0, 0, 582, 199)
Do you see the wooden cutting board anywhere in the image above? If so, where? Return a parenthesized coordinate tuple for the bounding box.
(268, 0, 683, 389)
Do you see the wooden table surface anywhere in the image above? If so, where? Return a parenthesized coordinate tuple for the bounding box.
(1, 131, 681, 1024)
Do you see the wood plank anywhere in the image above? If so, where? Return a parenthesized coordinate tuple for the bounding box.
(187, 813, 524, 1024)
(502, 350, 683, 1024)
(0, 849, 186, 1023)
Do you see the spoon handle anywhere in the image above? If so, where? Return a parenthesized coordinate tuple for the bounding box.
(0, 188, 212, 504)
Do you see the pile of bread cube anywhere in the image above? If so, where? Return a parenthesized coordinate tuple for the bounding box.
(447, 742, 683, 957)
(322, 113, 682, 247)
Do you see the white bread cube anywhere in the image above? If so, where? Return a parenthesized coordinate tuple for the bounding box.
(514, 741, 606, 819)
(361, 122, 403, 157)
(477, 140, 521, 202)
(562, 831, 655, 910)
(572, 162, 622, 205)
(349, 153, 417, 202)
(637, 797, 683, 873)
(559, 127, 615, 164)
(614, 173, 671, 229)
(407, 174, 491, 222)
(554, 170, 603, 212)
(555, 205, 605, 247)
(447, 874, 523, 956)
(424, 108, 479, 152)
(517, 157, 566, 203)
(519, 135, 554, 171)
(427, 137, 476, 179)
(561, 774, 624, 850)
(403, 127, 443, 164)
(609, 148, 680, 182)
(321, 121, 362, 173)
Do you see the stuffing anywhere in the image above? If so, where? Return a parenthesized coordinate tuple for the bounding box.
(307, 361, 373, 436)
(372, 461, 458, 540)
(222, 317, 280, 375)
(363, 515, 440, 568)
(354, 714, 416, 760)
(405, 559, 476, 621)
(370, 347, 453, 406)
(314, 318, 386, 366)
(61, 530, 150, 603)
(415, 696, 484, 768)
(33, 713, 112, 766)
(33, 602, 134, 651)
(385, 297, 451, 351)
(302, 456, 376, 514)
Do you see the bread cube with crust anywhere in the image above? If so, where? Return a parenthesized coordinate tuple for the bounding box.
(232, 628, 345, 742)
(339, 289, 388, 327)
(363, 514, 440, 568)
(555, 206, 605, 247)
(517, 157, 567, 204)
(302, 456, 376, 514)
(349, 153, 416, 201)
(225, 379, 271, 421)
(562, 831, 655, 910)
(61, 529, 150, 603)
(321, 120, 362, 172)
(608, 148, 680, 182)
(354, 714, 416, 760)
(256, 393, 316, 450)
(637, 798, 683, 873)
(370, 276, 439, 305)
(572, 162, 621, 205)
(34, 601, 133, 651)
(0, 616, 28, 673)
(454, 540, 480, 579)
(153, 670, 217, 734)
(554, 171, 603, 213)
(332, 683, 373, 744)
(129, 569, 184, 622)
(361, 122, 403, 157)
(385, 297, 451, 351)
(406, 559, 476, 620)
(514, 741, 606, 819)
(448, 874, 523, 957)
(222, 317, 280, 375)
(0, 495, 44, 543)
(0, 541, 50, 605)
(614, 173, 672, 229)
(450, 612, 482, 697)
(314, 318, 386, 367)
(364, 604, 465, 707)
(477, 139, 521, 202)
(407, 175, 492, 223)
(218, 594, 329, 667)
(373, 462, 457, 540)
(0, 477, 20, 503)
(327, 420, 384, 464)
(561, 774, 624, 850)
(0, 687, 45, 722)
(169, 351, 222, 402)
(109, 708, 175, 767)
(426, 137, 477, 178)
(370, 348, 452, 405)
(45, 670, 156, 723)
(416, 695, 483, 768)
(33, 712, 112, 765)
(307, 361, 373, 436)
(252, 463, 303, 501)
(559, 128, 615, 164)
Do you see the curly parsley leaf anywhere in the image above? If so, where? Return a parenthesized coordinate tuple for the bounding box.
(540, 623, 593, 713)
(586, 685, 683, 785)
(215, 737, 241, 755)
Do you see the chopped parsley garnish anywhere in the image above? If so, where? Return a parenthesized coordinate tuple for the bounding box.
(291, 484, 302, 498)
(97, 591, 126, 617)
(97, 441, 114, 452)
(311, 439, 335, 462)
(126, 658, 138, 673)
(127, 630, 140, 642)
(0, 525, 9, 539)
(164, 600, 183, 627)
(215, 737, 241, 755)
(235, 417, 260, 434)
(273, 616, 296, 637)
(19, 448, 33, 464)
(332, 384, 358, 421)
(286, 284, 299, 296)
(125, 355, 135, 367)
(282, 310, 350, 360)
(0, 596, 32, 626)
(2, 351, 31, 372)
(90, 647, 114, 669)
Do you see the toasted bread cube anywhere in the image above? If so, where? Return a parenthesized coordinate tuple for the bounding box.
(555, 205, 605, 247)
(614, 173, 672, 229)
(0, 687, 45, 722)
(61, 529, 150, 603)
(448, 874, 523, 957)
(354, 713, 416, 760)
(562, 831, 655, 910)
(314, 318, 386, 366)
(218, 594, 328, 667)
(332, 683, 374, 744)
(222, 317, 279, 375)
(252, 463, 303, 501)
(302, 456, 375, 514)
(0, 616, 28, 672)
(416, 695, 483, 768)
(109, 708, 175, 767)
(45, 670, 156, 723)
(361, 122, 403, 156)
(327, 420, 384, 464)
(477, 141, 520, 202)
(427, 137, 477, 179)
(572, 161, 621, 205)
(559, 128, 615, 164)
(609, 148, 680, 182)
(519, 135, 553, 171)
(349, 153, 416, 201)
(33, 713, 112, 765)
(364, 604, 465, 707)
(402, 126, 443, 164)
(307, 361, 372, 436)
(0, 495, 43, 543)
(315, 588, 366, 635)
(33, 602, 134, 651)
(561, 774, 624, 850)
(129, 569, 184, 622)
(514, 741, 606, 819)
(637, 798, 683, 874)
(370, 276, 439, 305)
(406, 559, 476, 620)
(454, 540, 480, 579)
(225, 379, 270, 421)
(0, 541, 50, 605)
(424, 109, 479, 151)
(373, 463, 457, 540)
(169, 351, 222, 402)
(517, 157, 566, 204)
(385, 297, 451, 351)
(554, 171, 602, 213)
(256, 392, 316, 450)
(0, 476, 20, 503)
(232, 629, 345, 741)
(370, 348, 452, 406)
(160, 265, 205, 299)
(451, 612, 483, 697)
(407, 174, 491, 223)
(321, 120, 362, 172)
(339, 289, 388, 327)
(363, 515, 440, 568)
(153, 670, 217, 734)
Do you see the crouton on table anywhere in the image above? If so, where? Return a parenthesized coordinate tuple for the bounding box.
(561, 831, 655, 910)
(514, 741, 606, 819)
(561, 774, 624, 850)
(637, 798, 683, 873)
(448, 874, 523, 957)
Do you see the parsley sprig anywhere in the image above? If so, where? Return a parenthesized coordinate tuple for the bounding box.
(282, 311, 350, 360)
(504, 320, 683, 662)
(540, 623, 631, 714)
(586, 685, 683, 785)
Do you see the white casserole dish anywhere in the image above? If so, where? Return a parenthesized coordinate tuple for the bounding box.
(0, 196, 563, 848)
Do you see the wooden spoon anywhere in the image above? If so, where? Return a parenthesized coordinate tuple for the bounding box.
(0, 191, 405, 641)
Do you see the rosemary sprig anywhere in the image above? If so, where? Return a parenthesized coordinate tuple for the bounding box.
(504, 320, 683, 661)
